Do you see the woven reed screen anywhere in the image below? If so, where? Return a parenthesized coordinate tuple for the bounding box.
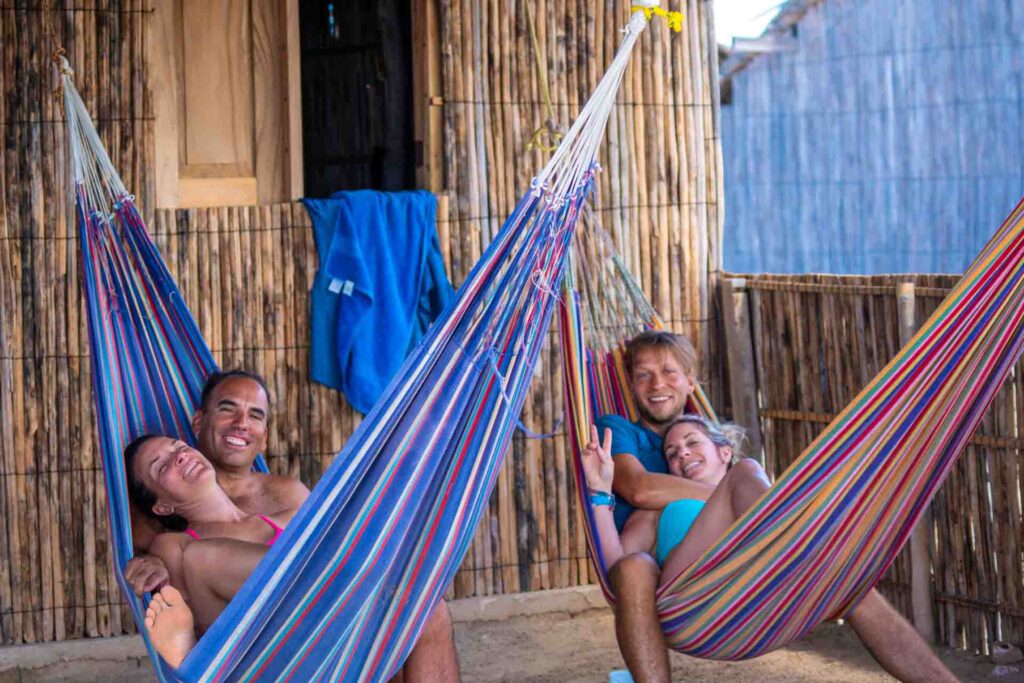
(434, 0, 723, 601)
(0, 0, 722, 644)
(1, 0, 153, 645)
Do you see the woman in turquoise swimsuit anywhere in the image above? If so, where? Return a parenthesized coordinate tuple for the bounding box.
(582, 414, 771, 580)
(124, 434, 299, 666)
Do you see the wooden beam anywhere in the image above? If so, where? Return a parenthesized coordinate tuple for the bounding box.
(412, 0, 443, 192)
(178, 177, 258, 207)
(720, 278, 764, 462)
(285, 0, 304, 200)
(730, 35, 799, 54)
(253, 0, 288, 204)
(897, 282, 936, 644)
(150, 0, 181, 208)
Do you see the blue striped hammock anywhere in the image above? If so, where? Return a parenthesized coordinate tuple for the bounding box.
(65, 8, 656, 681)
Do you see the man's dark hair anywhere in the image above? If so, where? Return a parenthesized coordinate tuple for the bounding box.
(124, 434, 188, 532)
(199, 369, 271, 411)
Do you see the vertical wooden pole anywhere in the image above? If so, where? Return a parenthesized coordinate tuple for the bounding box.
(411, 0, 443, 193)
(720, 278, 763, 462)
(897, 281, 936, 643)
(284, 0, 304, 200)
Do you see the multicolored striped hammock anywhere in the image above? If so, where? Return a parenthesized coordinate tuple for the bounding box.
(64, 7, 661, 681)
(561, 197, 1024, 659)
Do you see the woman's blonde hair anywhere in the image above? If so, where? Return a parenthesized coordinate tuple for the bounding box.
(664, 414, 745, 464)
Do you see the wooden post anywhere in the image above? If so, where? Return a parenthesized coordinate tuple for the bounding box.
(284, 0, 305, 200)
(411, 0, 444, 192)
(897, 282, 936, 643)
(720, 278, 764, 462)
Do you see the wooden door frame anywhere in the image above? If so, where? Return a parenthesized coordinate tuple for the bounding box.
(411, 0, 443, 194)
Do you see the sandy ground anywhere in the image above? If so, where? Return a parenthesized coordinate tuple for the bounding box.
(2, 604, 1018, 682)
(455, 608, 1017, 682)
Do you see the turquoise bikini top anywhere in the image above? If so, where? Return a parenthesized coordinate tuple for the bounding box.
(656, 499, 706, 565)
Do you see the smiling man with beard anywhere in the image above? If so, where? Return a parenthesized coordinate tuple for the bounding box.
(124, 370, 461, 681)
(595, 331, 713, 532)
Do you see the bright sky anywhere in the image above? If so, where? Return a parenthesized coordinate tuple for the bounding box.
(714, 0, 783, 46)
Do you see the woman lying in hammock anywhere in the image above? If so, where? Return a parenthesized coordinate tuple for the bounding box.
(124, 434, 299, 667)
(582, 414, 770, 579)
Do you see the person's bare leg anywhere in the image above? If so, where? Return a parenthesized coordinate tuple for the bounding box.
(144, 585, 196, 668)
(660, 459, 770, 579)
(847, 589, 958, 683)
(181, 539, 269, 631)
(399, 600, 460, 682)
(621, 508, 661, 556)
(610, 553, 670, 683)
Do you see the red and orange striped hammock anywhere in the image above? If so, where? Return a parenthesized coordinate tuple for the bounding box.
(560, 200, 1024, 659)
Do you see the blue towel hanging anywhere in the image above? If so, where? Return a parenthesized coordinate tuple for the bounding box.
(304, 190, 454, 413)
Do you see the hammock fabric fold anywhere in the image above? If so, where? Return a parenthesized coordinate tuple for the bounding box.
(561, 198, 1024, 660)
(66, 7, 659, 682)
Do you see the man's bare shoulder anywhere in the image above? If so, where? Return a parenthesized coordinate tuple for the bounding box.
(256, 472, 311, 511)
(264, 473, 310, 496)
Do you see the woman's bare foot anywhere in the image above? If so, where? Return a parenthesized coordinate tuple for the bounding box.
(144, 586, 196, 668)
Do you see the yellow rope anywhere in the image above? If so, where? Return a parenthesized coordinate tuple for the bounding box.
(631, 5, 684, 32)
(523, 2, 563, 153)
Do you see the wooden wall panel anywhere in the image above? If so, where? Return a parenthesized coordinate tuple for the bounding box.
(180, 0, 253, 172)
(151, 0, 300, 208)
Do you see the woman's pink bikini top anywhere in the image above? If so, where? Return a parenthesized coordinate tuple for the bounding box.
(184, 514, 283, 547)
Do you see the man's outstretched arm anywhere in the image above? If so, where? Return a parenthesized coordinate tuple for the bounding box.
(847, 588, 957, 683)
(612, 453, 713, 510)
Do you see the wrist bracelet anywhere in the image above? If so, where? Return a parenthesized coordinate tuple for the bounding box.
(588, 490, 615, 509)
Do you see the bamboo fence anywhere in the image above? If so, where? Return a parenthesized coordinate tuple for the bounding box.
(1, 0, 153, 645)
(436, 0, 723, 600)
(722, 273, 1024, 654)
(0, 0, 723, 645)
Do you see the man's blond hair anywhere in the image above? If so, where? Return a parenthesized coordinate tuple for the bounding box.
(624, 330, 698, 378)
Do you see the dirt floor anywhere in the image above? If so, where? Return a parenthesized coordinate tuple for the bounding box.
(455, 608, 1018, 682)
(2, 603, 1018, 682)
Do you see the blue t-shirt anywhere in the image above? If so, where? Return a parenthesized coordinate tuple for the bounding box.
(595, 414, 665, 530)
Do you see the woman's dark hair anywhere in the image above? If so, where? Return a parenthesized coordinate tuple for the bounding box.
(124, 434, 188, 532)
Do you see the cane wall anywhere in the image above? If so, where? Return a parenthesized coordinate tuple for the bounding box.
(434, 0, 724, 599)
